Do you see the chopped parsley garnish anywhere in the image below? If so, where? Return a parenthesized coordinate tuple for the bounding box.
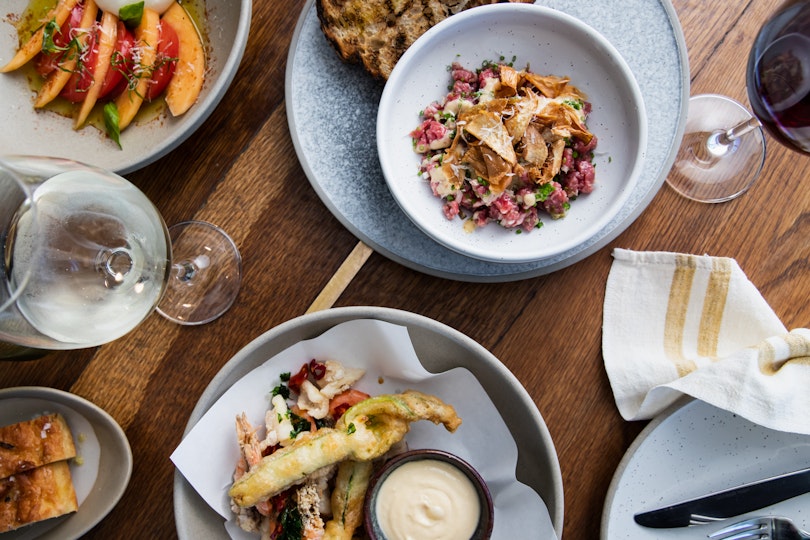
(41, 20, 63, 54)
(535, 183, 555, 202)
(277, 499, 304, 540)
(563, 98, 583, 110)
(289, 411, 311, 439)
(271, 382, 290, 399)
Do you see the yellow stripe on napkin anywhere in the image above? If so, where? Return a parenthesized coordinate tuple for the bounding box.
(665, 254, 697, 376)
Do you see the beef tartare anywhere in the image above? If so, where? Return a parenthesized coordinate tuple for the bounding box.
(410, 60, 598, 232)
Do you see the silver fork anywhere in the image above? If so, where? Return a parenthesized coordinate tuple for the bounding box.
(708, 517, 810, 540)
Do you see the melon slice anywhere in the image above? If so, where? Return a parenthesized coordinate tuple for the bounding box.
(0, 0, 80, 73)
(161, 2, 205, 116)
(114, 7, 159, 130)
(34, 0, 99, 108)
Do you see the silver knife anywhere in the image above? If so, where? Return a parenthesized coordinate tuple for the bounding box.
(634, 466, 810, 528)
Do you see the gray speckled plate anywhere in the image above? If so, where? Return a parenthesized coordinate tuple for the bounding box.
(0, 0, 251, 175)
(285, 0, 688, 282)
(601, 398, 810, 539)
(173, 306, 564, 539)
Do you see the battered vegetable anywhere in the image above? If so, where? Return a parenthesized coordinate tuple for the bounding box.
(228, 390, 461, 508)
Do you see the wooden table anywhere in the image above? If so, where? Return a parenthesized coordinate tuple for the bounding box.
(3, 0, 809, 538)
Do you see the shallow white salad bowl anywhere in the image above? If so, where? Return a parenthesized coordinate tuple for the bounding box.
(377, 3, 647, 263)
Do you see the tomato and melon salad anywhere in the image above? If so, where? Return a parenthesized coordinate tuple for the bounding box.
(0, 0, 206, 148)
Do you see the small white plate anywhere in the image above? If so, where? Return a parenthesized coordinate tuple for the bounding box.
(0, 0, 251, 174)
(602, 398, 810, 539)
(0, 387, 132, 540)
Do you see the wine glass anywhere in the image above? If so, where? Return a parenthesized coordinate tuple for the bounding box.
(0, 155, 241, 359)
(666, 0, 809, 202)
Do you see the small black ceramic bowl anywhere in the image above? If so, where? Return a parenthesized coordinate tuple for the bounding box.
(363, 449, 494, 540)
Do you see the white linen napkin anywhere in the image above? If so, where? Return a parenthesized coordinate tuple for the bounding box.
(603, 248, 810, 435)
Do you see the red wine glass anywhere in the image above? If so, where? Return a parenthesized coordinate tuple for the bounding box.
(667, 1, 809, 203)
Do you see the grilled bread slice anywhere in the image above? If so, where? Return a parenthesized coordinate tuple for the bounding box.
(0, 414, 76, 479)
(0, 460, 79, 532)
(316, 0, 532, 80)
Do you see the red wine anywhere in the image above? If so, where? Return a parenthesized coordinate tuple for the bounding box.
(747, 0, 810, 154)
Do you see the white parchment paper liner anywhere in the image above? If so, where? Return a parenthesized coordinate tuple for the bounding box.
(171, 319, 555, 539)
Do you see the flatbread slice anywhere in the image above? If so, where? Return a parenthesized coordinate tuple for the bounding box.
(0, 460, 78, 532)
(0, 414, 77, 479)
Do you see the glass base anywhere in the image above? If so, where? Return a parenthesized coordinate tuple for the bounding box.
(156, 221, 242, 325)
(666, 94, 766, 203)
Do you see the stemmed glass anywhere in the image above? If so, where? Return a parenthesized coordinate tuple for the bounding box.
(0, 155, 241, 359)
(667, 0, 809, 203)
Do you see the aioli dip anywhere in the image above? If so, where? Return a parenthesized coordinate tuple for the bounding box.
(375, 458, 481, 540)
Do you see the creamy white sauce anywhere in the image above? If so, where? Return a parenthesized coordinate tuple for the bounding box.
(375, 459, 481, 540)
(95, 0, 176, 17)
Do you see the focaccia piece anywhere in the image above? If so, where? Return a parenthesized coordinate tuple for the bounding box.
(0, 414, 77, 479)
(0, 460, 78, 532)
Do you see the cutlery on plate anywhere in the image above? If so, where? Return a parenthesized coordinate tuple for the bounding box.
(709, 516, 810, 540)
(633, 466, 810, 528)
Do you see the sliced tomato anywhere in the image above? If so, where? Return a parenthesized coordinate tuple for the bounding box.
(144, 20, 179, 101)
(59, 29, 98, 103)
(35, 2, 85, 77)
(329, 389, 371, 419)
(60, 21, 136, 103)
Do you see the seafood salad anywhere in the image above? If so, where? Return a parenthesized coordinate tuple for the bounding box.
(228, 359, 461, 539)
(410, 59, 599, 232)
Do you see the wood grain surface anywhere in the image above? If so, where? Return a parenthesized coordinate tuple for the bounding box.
(2, 0, 809, 538)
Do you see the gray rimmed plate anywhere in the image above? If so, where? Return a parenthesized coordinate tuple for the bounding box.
(0, 386, 133, 540)
(173, 306, 564, 539)
(286, 0, 689, 281)
(0, 0, 251, 175)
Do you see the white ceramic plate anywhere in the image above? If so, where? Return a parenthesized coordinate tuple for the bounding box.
(378, 4, 647, 263)
(173, 306, 564, 539)
(0, 387, 132, 540)
(602, 398, 810, 539)
(0, 0, 251, 175)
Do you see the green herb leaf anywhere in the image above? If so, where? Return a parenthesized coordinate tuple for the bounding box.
(103, 103, 122, 149)
(119, 2, 145, 28)
(271, 383, 290, 399)
(41, 19, 62, 54)
(289, 411, 311, 439)
(347, 423, 356, 435)
(277, 499, 304, 540)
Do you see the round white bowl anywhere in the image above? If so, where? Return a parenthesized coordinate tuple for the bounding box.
(0, 0, 251, 174)
(377, 3, 647, 264)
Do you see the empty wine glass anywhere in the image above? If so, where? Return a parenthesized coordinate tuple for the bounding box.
(667, 0, 809, 202)
(0, 155, 241, 359)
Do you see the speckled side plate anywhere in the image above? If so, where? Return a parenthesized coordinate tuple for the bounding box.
(601, 398, 810, 538)
(0, 0, 251, 175)
(285, 0, 688, 281)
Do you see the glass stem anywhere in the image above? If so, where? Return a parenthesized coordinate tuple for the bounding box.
(174, 261, 197, 282)
(717, 116, 762, 145)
